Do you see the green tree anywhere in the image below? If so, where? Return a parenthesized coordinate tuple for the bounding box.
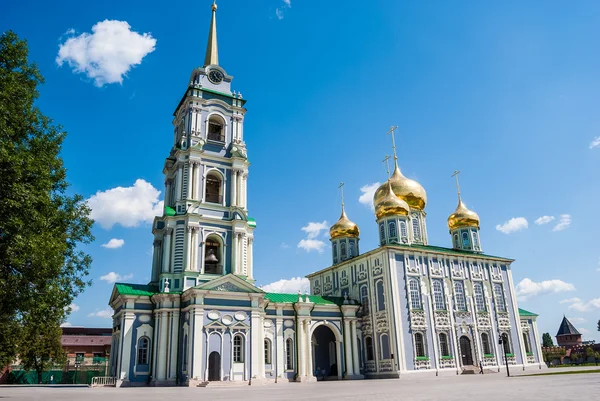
(542, 332, 554, 347)
(0, 31, 94, 372)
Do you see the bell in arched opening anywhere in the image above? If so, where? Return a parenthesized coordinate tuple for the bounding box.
(205, 249, 219, 263)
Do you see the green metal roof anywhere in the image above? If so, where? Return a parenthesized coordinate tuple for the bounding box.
(164, 206, 176, 216)
(265, 293, 346, 306)
(115, 283, 158, 297)
(247, 217, 256, 228)
(391, 243, 513, 261)
(518, 308, 538, 317)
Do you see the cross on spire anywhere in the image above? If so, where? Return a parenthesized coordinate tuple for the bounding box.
(451, 170, 462, 200)
(204, 0, 219, 66)
(382, 155, 392, 179)
(338, 182, 345, 207)
(386, 126, 399, 161)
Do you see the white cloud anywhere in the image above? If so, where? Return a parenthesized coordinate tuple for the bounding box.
(301, 221, 328, 239)
(57, 20, 156, 87)
(535, 215, 555, 225)
(65, 303, 80, 312)
(297, 239, 326, 253)
(262, 276, 309, 294)
(358, 182, 380, 212)
(496, 217, 528, 234)
(552, 214, 571, 232)
(561, 297, 600, 312)
(280, 243, 289, 249)
(60, 322, 73, 327)
(590, 136, 600, 149)
(88, 309, 113, 319)
(516, 278, 575, 301)
(567, 317, 586, 324)
(87, 179, 163, 229)
(100, 271, 133, 284)
(101, 238, 125, 249)
(276, 0, 291, 20)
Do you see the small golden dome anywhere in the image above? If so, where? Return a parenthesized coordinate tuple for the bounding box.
(447, 197, 480, 231)
(374, 180, 410, 219)
(329, 206, 360, 239)
(373, 163, 427, 210)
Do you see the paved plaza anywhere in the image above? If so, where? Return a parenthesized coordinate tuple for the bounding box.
(2, 371, 599, 401)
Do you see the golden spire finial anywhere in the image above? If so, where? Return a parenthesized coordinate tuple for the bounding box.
(386, 126, 399, 161)
(204, 0, 219, 66)
(451, 170, 462, 201)
(382, 155, 392, 179)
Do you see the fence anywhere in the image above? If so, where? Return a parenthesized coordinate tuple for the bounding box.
(91, 376, 116, 387)
(8, 366, 107, 385)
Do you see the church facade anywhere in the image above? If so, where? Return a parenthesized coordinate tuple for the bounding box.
(107, 2, 544, 387)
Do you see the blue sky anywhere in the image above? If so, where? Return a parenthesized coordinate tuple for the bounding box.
(2, 0, 599, 341)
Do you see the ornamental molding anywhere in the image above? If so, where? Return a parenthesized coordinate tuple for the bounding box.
(438, 358, 455, 369)
(414, 358, 431, 370)
(210, 282, 247, 293)
(373, 266, 383, 276)
(520, 321, 530, 332)
(477, 313, 491, 328)
(434, 311, 451, 329)
(358, 271, 367, 281)
(498, 313, 511, 329)
(410, 310, 427, 331)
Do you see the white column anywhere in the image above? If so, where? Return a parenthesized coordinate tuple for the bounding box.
(151, 240, 161, 282)
(185, 227, 192, 271)
(191, 308, 204, 379)
(186, 162, 193, 200)
(247, 237, 253, 279)
(231, 232, 238, 275)
(157, 310, 169, 380)
(351, 320, 360, 375)
(259, 317, 266, 379)
(335, 339, 342, 380)
(193, 163, 200, 200)
(165, 180, 171, 206)
(306, 321, 314, 378)
(118, 311, 135, 380)
(199, 230, 205, 274)
(169, 310, 180, 380)
(242, 173, 248, 209)
(298, 318, 306, 377)
(231, 169, 237, 206)
(162, 229, 172, 274)
(175, 164, 183, 202)
(250, 309, 262, 379)
(276, 316, 284, 379)
(151, 312, 160, 380)
(192, 228, 199, 272)
(343, 319, 354, 376)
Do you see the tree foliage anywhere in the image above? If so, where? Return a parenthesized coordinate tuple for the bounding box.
(542, 332, 554, 347)
(0, 31, 94, 369)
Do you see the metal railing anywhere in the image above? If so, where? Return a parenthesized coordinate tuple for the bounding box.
(207, 132, 225, 142)
(91, 376, 116, 387)
(205, 193, 222, 203)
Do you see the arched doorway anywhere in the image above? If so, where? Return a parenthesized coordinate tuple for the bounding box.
(208, 351, 221, 381)
(459, 336, 473, 366)
(312, 325, 338, 379)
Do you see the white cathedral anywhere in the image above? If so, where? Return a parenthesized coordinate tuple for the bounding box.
(108, 2, 544, 386)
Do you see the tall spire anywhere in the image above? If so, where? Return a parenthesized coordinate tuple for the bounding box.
(204, 1, 219, 67)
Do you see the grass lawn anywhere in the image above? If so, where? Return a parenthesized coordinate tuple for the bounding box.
(522, 369, 600, 377)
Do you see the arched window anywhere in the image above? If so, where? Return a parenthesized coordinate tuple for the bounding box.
(412, 215, 421, 241)
(501, 333, 511, 354)
(379, 223, 385, 244)
(137, 337, 150, 365)
(414, 333, 426, 357)
(207, 115, 225, 142)
(205, 171, 222, 203)
(523, 333, 531, 354)
(285, 338, 294, 370)
(481, 332, 491, 355)
(376, 280, 385, 311)
(340, 242, 347, 258)
(204, 235, 222, 274)
(365, 337, 374, 361)
(453, 233, 460, 248)
(400, 221, 407, 238)
(380, 334, 391, 359)
(439, 333, 450, 357)
(409, 279, 421, 310)
(472, 231, 480, 249)
(349, 241, 355, 258)
(454, 281, 466, 311)
(332, 243, 337, 260)
(233, 334, 244, 363)
(388, 221, 397, 238)
(462, 232, 469, 247)
(264, 338, 272, 364)
(360, 285, 369, 315)
(433, 280, 445, 310)
(474, 282, 486, 312)
(494, 284, 506, 312)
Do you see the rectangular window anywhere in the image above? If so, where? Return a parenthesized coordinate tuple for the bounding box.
(474, 282, 486, 312)
(454, 281, 467, 311)
(233, 335, 244, 363)
(494, 284, 506, 312)
(433, 280, 445, 310)
(285, 339, 294, 370)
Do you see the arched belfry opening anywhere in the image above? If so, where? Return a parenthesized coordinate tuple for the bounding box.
(312, 325, 338, 379)
(207, 114, 225, 142)
(204, 235, 223, 274)
(205, 171, 223, 204)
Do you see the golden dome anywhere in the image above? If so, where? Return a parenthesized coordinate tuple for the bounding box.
(447, 197, 480, 231)
(373, 163, 427, 210)
(329, 206, 360, 239)
(374, 180, 410, 219)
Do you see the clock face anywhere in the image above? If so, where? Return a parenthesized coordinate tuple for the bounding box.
(208, 69, 224, 84)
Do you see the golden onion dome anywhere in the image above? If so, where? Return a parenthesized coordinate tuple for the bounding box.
(329, 206, 360, 239)
(374, 180, 410, 219)
(447, 197, 480, 231)
(373, 163, 427, 210)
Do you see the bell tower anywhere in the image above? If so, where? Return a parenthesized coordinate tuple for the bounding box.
(149, 1, 256, 292)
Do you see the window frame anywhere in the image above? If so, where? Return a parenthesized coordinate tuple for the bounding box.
(414, 332, 426, 358)
(473, 282, 486, 312)
(264, 338, 272, 364)
(433, 280, 445, 310)
(481, 332, 491, 355)
(285, 338, 294, 370)
(439, 333, 450, 357)
(137, 336, 150, 365)
(494, 284, 507, 312)
(454, 281, 467, 311)
(233, 334, 244, 363)
(409, 279, 422, 310)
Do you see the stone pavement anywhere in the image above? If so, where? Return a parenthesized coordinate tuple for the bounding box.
(1, 371, 598, 401)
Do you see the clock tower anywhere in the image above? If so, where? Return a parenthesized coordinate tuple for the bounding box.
(149, 1, 255, 292)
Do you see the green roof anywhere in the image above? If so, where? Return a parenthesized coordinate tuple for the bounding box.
(391, 243, 513, 261)
(164, 206, 176, 216)
(247, 217, 256, 228)
(115, 283, 158, 297)
(518, 308, 538, 317)
(265, 293, 346, 306)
